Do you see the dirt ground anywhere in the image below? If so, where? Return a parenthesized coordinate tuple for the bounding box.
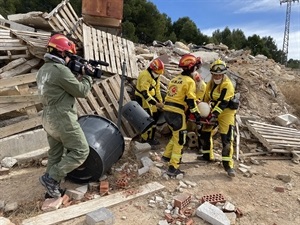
(1, 134, 300, 225)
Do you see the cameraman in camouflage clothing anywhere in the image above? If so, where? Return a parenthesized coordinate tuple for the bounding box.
(36, 34, 93, 198)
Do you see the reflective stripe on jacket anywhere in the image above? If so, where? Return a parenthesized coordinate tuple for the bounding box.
(203, 75, 235, 115)
(135, 69, 162, 105)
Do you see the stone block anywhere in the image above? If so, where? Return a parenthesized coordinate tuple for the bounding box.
(275, 114, 298, 126)
(85, 207, 114, 225)
(196, 201, 230, 225)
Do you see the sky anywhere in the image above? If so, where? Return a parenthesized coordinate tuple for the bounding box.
(149, 0, 300, 60)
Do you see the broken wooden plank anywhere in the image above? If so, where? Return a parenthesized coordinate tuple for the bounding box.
(0, 94, 40, 104)
(235, 120, 240, 161)
(240, 151, 268, 157)
(0, 116, 42, 139)
(21, 181, 165, 225)
(0, 58, 27, 74)
(0, 72, 36, 88)
(0, 58, 41, 78)
(250, 156, 292, 160)
(0, 102, 37, 115)
(7, 11, 51, 30)
(0, 73, 36, 89)
(271, 149, 300, 154)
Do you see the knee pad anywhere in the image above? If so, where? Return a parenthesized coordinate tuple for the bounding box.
(178, 130, 187, 145)
(200, 131, 211, 149)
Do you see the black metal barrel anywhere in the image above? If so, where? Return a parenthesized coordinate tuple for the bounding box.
(67, 115, 124, 183)
(121, 100, 155, 134)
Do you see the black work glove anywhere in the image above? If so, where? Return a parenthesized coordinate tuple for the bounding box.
(194, 112, 201, 125)
(84, 64, 95, 77)
(208, 113, 218, 124)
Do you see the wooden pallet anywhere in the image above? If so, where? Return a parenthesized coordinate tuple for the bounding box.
(246, 120, 300, 152)
(76, 74, 137, 137)
(44, 0, 83, 43)
(10, 30, 51, 59)
(0, 29, 30, 60)
(0, 72, 42, 139)
(82, 23, 139, 78)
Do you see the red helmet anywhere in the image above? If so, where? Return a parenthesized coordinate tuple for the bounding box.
(47, 34, 76, 54)
(179, 54, 198, 70)
(149, 58, 164, 75)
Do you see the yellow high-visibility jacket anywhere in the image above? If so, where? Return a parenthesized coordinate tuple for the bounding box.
(203, 75, 235, 115)
(135, 69, 162, 107)
(196, 79, 207, 101)
(164, 74, 199, 115)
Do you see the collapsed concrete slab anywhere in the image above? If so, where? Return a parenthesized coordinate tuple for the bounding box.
(0, 128, 47, 160)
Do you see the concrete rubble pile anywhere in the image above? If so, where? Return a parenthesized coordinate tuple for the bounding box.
(134, 40, 300, 161)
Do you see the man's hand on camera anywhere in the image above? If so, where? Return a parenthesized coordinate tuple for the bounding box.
(83, 64, 94, 76)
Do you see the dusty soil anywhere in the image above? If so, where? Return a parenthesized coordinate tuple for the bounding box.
(1, 134, 300, 225)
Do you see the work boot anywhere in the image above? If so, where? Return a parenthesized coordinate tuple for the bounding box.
(45, 188, 66, 199)
(166, 165, 185, 176)
(39, 173, 61, 198)
(196, 154, 214, 162)
(147, 139, 160, 146)
(141, 138, 160, 146)
(226, 168, 236, 177)
(161, 156, 170, 162)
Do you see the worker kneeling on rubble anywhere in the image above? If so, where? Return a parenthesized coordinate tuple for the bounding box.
(135, 58, 165, 146)
(199, 59, 238, 177)
(162, 54, 202, 176)
(36, 34, 93, 198)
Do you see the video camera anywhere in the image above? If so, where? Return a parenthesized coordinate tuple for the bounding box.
(66, 53, 109, 78)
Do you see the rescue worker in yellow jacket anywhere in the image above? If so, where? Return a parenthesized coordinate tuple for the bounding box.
(162, 54, 202, 176)
(199, 59, 237, 177)
(194, 71, 207, 101)
(186, 63, 207, 143)
(135, 58, 165, 145)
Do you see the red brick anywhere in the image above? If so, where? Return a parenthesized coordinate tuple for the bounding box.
(173, 193, 191, 210)
(116, 177, 128, 188)
(201, 193, 226, 205)
(274, 186, 285, 193)
(235, 207, 244, 218)
(62, 194, 70, 206)
(186, 218, 194, 225)
(99, 181, 109, 195)
(0, 168, 9, 175)
(165, 213, 173, 223)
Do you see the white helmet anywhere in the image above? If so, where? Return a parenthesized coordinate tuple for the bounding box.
(197, 102, 211, 118)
